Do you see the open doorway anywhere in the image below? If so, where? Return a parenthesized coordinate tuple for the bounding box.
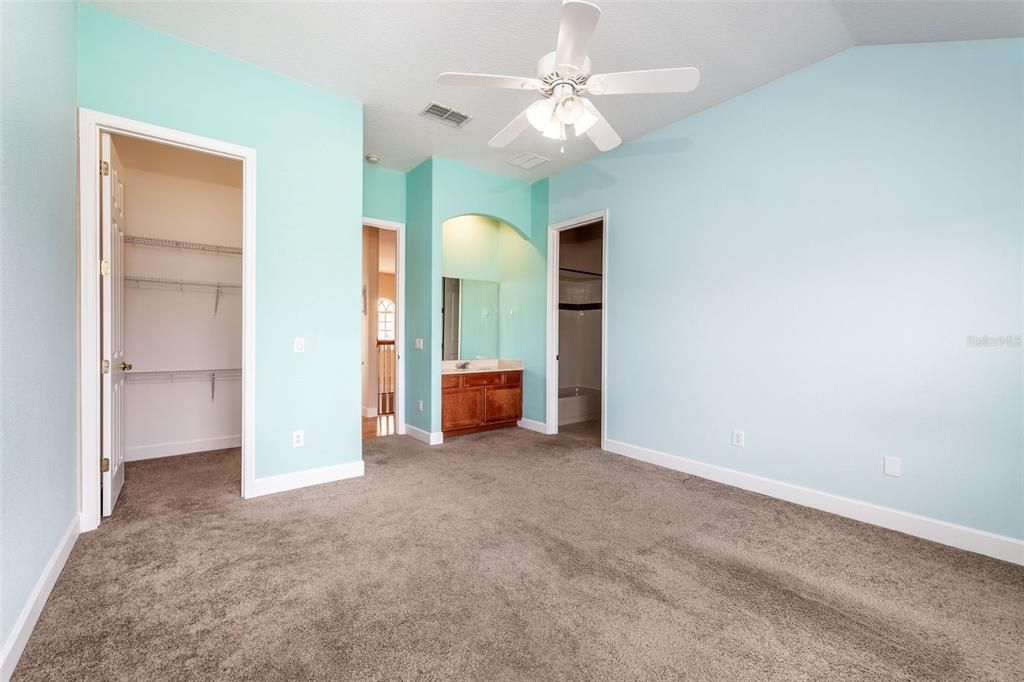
(362, 220, 404, 440)
(546, 212, 608, 448)
(78, 110, 256, 531)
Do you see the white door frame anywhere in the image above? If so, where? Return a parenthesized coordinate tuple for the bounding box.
(546, 209, 609, 450)
(363, 217, 407, 436)
(77, 108, 257, 531)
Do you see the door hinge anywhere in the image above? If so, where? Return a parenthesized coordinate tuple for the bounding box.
(100, 457, 110, 473)
(100, 259, 111, 276)
(101, 359, 110, 374)
(100, 160, 109, 176)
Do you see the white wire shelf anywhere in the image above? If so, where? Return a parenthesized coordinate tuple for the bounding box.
(125, 276, 242, 291)
(126, 368, 241, 401)
(124, 235, 242, 255)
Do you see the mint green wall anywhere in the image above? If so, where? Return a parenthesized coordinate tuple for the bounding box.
(79, 7, 364, 478)
(548, 39, 1024, 539)
(363, 165, 406, 224)
(0, 0, 78, 652)
(500, 180, 549, 422)
(459, 280, 500, 359)
(442, 215, 503, 282)
(404, 160, 435, 431)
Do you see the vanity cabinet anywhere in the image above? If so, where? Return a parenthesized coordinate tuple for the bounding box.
(442, 370, 522, 437)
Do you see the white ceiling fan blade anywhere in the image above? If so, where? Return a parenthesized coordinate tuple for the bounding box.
(581, 99, 621, 151)
(555, 0, 601, 72)
(587, 67, 701, 95)
(488, 107, 534, 148)
(439, 72, 543, 91)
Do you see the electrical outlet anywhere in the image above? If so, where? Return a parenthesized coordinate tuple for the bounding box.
(417, 400, 424, 412)
(293, 337, 305, 353)
(732, 429, 745, 448)
(415, 338, 424, 350)
(884, 456, 901, 477)
(292, 430, 304, 448)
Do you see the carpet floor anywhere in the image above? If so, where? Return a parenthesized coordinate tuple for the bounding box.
(15, 429, 1024, 680)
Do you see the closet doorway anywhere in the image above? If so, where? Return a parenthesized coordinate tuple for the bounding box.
(362, 219, 405, 440)
(78, 110, 256, 531)
(546, 211, 608, 448)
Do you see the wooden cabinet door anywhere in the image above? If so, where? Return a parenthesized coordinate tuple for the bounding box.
(484, 386, 522, 423)
(442, 389, 484, 431)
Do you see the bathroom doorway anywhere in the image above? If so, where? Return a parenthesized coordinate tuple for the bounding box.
(546, 211, 607, 448)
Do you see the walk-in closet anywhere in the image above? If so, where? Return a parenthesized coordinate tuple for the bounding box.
(112, 134, 243, 469)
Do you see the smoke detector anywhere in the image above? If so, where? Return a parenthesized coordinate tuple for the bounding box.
(365, 154, 380, 164)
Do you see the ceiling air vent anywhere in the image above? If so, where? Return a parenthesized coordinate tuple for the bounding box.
(506, 152, 549, 170)
(420, 102, 471, 128)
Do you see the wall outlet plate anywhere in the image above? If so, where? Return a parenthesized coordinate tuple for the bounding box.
(414, 338, 424, 350)
(292, 430, 304, 448)
(417, 400, 424, 412)
(884, 456, 901, 477)
(293, 337, 305, 353)
(732, 429, 745, 448)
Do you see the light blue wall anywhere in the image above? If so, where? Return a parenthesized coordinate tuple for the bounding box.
(79, 7, 365, 478)
(363, 164, 406, 224)
(549, 39, 1024, 538)
(442, 215, 503, 282)
(0, 0, 79, 651)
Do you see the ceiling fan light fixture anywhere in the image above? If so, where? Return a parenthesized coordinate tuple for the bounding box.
(527, 99, 561, 138)
(572, 101, 599, 136)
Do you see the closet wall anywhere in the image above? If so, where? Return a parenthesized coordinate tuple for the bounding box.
(117, 135, 243, 460)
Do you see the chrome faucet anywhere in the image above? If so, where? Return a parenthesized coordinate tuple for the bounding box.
(456, 361, 470, 370)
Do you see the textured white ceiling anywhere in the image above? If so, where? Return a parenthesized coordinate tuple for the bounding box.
(90, 1, 1024, 180)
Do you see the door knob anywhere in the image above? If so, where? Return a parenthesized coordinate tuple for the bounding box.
(120, 361, 133, 371)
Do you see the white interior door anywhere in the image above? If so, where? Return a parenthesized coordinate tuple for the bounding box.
(101, 132, 127, 516)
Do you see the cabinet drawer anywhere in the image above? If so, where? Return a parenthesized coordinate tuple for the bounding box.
(442, 374, 461, 389)
(504, 371, 522, 386)
(442, 389, 483, 430)
(464, 371, 505, 387)
(485, 386, 522, 423)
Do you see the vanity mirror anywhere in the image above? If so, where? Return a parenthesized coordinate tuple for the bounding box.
(442, 276, 499, 361)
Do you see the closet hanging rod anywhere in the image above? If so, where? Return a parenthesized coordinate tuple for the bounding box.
(126, 368, 242, 378)
(125, 276, 242, 291)
(124, 234, 242, 255)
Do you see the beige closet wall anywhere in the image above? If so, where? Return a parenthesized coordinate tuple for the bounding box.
(118, 136, 243, 459)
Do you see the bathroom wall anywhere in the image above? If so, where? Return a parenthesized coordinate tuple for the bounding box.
(548, 39, 1024, 540)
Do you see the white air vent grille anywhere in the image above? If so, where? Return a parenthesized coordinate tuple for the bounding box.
(420, 102, 471, 128)
(506, 152, 550, 170)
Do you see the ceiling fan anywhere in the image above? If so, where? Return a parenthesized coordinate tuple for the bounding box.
(438, 0, 700, 153)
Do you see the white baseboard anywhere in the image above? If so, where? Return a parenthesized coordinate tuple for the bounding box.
(126, 434, 241, 462)
(517, 419, 548, 434)
(604, 439, 1024, 567)
(361, 406, 378, 418)
(559, 413, 601, 427)
(405, 424, 443, 445)
(1, 514, 79, 680)
(246, 460, 364, 498)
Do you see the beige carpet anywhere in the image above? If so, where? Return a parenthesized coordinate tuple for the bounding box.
(15, 429, 1024, 680)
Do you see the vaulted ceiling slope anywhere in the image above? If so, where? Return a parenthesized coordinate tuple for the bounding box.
(90, 1, 1024, 180)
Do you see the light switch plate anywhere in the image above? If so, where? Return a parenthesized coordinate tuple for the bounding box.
(293, 337, 305, 353)
(884, 456, 901, 477)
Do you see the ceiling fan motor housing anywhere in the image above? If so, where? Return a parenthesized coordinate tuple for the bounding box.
(537, 51, 590, 98)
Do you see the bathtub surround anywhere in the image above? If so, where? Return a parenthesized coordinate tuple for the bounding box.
(548, 39, 1024, 552)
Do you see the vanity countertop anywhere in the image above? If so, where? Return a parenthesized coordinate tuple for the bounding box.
(441, 359, 523, 375)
